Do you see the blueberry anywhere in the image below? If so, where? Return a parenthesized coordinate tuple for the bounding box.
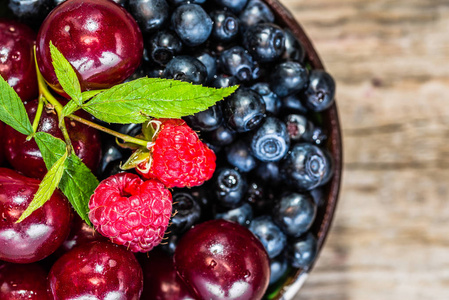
(244, 23, 285, 63)
(158, 233, 179, 255)
(219, 46, 255, 82)
(301, 70, 336, 112)
(203, 124, 237, 146)
(164, 55, 208, 84)
(287, 232, 318, 269)
(251, 117, 290, 162)
(270, 61, 309, 97)
(100, 159, 127, 180)
(281, 94, 309, 114)
(147, 30, 182, 66)
(269, 255, 289, 285)
(210, 10, 240, 43)
(183, 103, 223, 132)
(244, 179, 273, 213)
(9, 0, 52, 25)
(223, 87, 266, 132)
(226, 138, 258, 172)
(282, 28, 306, 62)
(250, 82, 281, 115)
(170, 190, 202, 235)
(211, 74, 239, 88)
(215, 203, 253, 226)
(213, 0, 248, 14)
(214, 167, 248, 208)
(129, 0, 169, 33)
(284, 114, 313, 141)
(99, 141, 124, 175)
(147, 67, 165, 78)
(171, 4, 213, 47)
(168, 0, 206, 5)
(125, 64, 149, 82)
(273, 192, 316, 237)
(239, 0, 274, 29)
(306, 127, 328, 146)
(249, 215, 287, 258)
(280, 143, 333, 191)
(195, 51, 218, 83)
(253, 161, 281, 185)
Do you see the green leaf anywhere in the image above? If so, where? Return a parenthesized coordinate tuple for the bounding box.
(34, 132, 98, 226)
(61, 90, 105, 117)
(82, 77, 238, 123)
(61, 100, 79, 117)
(50, 41, 82, 105)
(16, 150, 67, 223)
(0, 76, 33, 135)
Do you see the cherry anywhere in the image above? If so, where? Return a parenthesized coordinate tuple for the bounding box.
(141, 249, 195, 300)
(48, 241, 143, 300)
(54, 213, 108, 258)
(4, 98, 102, 179)
(36, 0, 144, 95)
(0, 122, 5, 166)
(174, 219, 270, 300)
(0, 262, 53, 300)
(0, 168, 72, 263)
(0, 19, 38, 102)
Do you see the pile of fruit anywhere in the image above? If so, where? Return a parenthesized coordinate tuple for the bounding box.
(0, 0, 336, 299)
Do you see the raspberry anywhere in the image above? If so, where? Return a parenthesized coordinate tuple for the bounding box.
(88, 173, 172, 252)
(137, 118, 216, 188)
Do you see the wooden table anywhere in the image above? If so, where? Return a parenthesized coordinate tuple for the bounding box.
(281, 0, 449, 299)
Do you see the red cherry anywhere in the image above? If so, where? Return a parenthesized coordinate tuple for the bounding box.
(0, 262, 53, 300)
(174, 219, 270, 300)
(49, 241, 143, 300)
(4, 98, 102, 179)
(0, 122, 5, 166)
(36, 0, 144, 95)
(0, 168, 72, 263)
(0, 19, 38, 102)
(54, 213, 108, 258)
(141, 249, 196, 300)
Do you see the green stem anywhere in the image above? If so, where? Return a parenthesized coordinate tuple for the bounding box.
(67, 114, 149, 148)
(34, 46, 72, 152)
(32, 96, 45, 133)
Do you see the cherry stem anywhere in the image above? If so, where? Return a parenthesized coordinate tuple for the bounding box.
(31, 95, 44, 133)
(32, 46, 149, 150)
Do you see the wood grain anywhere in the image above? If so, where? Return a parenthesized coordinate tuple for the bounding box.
(280, 0, 449, 299)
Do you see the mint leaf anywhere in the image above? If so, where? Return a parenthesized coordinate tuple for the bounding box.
(34, 132, 98, 226)
(61, 100, 79, 118)
(61, 90, 105, 117)
(16, 150, 67, 223)
(50, 42, 82, 105)
(0, 75, 33, 135)
(82, 77, 238, 123)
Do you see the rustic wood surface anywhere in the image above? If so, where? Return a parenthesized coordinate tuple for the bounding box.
(282, 0, 449, 299)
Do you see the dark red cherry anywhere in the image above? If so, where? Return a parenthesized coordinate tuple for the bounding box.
(4, 98, 102, 179)
(0, 19, 38, 102)
(49, 241, 143, 300)
(0, 122, 5, 166)
(54, 213, 108, 258)
(36, 0, 144, 95)
(174, 219, 270, 300)
(141, 249, 196, 300)
(0, 168, 72, 263)
(0, 262, 52, 300)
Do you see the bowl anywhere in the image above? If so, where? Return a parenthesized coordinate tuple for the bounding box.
(262, 0, 343, 298)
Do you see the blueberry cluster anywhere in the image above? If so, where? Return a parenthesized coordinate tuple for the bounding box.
(9, 0, 336, 289)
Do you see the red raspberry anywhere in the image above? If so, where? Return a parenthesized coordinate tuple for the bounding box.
(137, 118, 216, 188)
(88, 173, 172, 252)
